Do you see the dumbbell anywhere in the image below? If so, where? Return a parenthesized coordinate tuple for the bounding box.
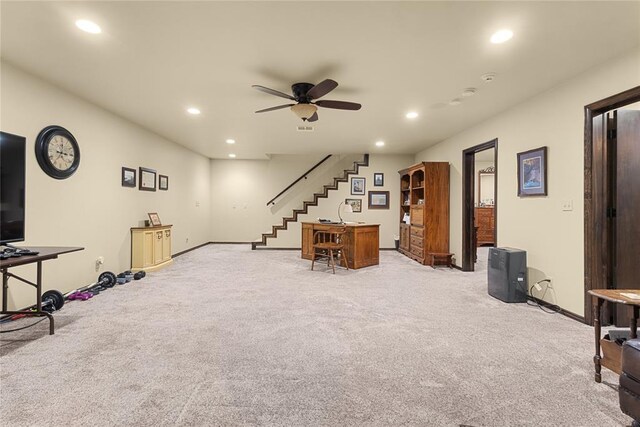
(78, 271, 117, 295)
(41, 290, 65, 313)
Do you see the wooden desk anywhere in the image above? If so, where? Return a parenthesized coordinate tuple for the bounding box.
(588, 289, 640, 382)
(301, 222, 379, 269)
(1, 246, 84, 335)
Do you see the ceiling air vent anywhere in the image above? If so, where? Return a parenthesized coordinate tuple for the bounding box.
(296, 126, 314, 132)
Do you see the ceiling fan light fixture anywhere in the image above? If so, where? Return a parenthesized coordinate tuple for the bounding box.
(291, 104, 318, 121)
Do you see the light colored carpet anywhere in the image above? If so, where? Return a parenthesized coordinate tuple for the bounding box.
(0, 245, 630, 426)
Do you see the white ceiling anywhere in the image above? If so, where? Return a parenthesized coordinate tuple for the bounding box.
(1, 1, 639, 159)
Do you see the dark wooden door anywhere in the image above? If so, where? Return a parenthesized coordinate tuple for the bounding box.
(614, 110, 640, 326)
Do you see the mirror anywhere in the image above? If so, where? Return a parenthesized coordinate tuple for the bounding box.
(478, 166, 495, 206)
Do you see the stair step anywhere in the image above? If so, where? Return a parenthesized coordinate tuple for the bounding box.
(257, 154, 368, 247)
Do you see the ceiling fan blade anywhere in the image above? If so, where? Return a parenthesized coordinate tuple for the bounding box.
(315, 100, 362, 111)
(306, 79, 338, 100)
(252, 85, 295, 100)
(307, 112, 319, 122)
(255, 104, 295, 113)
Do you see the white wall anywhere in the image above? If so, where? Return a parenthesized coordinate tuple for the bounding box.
(210, 154, 413, 248)
(1, 62, 211, 310)
(415, 48, 640, 317)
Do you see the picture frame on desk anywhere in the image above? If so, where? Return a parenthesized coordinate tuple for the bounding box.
(121, 167, 136, 187)
(351, 177, 365, 195)
(368, 191, 389, 209)
(148, 212, 161, 226)
(139, 167, 157, 191)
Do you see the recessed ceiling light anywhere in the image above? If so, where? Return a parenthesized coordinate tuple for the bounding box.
(449, 99, 462, 106)
(186, 107, 201, 115)
(481, 73, 497, 83)
(461, 88, 477, 97)
(405, 112, 419, 119)
(490, 29, 513, 44)
(228, 153, 236, 158)
(375, 141, 385, 147)
(75, 19, 102, 34)
(225, 139, 236, 144)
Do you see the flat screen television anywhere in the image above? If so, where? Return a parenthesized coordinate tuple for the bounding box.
(0, 131, 26, 245)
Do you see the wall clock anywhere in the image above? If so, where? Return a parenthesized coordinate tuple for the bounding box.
(35, 125, 80, 179)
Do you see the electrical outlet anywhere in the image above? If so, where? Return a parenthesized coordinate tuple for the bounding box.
(195, 201, 200, 207)
(534, 282, 542, 291)
(95, 256, 104, 272)
(561, 200, 573, 211)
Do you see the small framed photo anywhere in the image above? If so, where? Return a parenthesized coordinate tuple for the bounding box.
(368, 191, 390, 209)
(345, 198, 362, 213)
(351, 177, 365, 195)
(148, 212, 161, 226)
(121, 167, 136, 187)
(373, 173, 384, 187)
(139, 167, 157, 191)
(517, 146, 547, 197)
(159, 175, 169, 191)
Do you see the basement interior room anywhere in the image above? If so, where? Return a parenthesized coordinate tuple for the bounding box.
(1, 1, 640, 426)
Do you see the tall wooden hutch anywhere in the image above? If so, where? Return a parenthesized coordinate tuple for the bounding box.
(398, 162, 450, 265)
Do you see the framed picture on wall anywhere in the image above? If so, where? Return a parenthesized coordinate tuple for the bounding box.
(374, 173, 384, 187)
(368, 191, 390, 209)
(159, 175, 169, 191)
(351, 177, 365, 195)
(345, 198, 362, 213)
(517, 146, 547, 197)
(121, 167, 136, 187)
(139, 167, 157, 191)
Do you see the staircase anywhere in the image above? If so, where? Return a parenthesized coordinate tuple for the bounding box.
(252, 154, 369, 249)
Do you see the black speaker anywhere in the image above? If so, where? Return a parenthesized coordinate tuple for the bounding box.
(488, 247, 527, 303)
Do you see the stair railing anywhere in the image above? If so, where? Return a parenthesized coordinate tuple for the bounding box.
(265, 154, 333, 206)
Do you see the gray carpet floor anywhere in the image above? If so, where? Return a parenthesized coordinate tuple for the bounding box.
(0, 245, 630, 426)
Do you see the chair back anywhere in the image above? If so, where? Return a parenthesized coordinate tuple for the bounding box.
(313, 226, 347, 246)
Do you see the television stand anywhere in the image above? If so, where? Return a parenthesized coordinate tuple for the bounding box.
(1, 246, 83, 335)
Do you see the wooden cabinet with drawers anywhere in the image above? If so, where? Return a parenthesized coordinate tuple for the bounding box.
(475, 207, 495, 246)
(398, 162, 450, 265)
(131, 225, 173, 271)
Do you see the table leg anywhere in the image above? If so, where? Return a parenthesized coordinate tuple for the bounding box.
(36, 261, 54, 335)
(2, 268, 7, 312)
(593, 298, 603, 383)
(631, 306, 639, 340)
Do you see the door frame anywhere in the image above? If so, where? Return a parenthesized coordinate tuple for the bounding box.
(584, 85, 640, 325)
(462, 138, 498, 271)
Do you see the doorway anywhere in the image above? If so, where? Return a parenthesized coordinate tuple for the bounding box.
(462, 139, 498, 271)
(584, 86, 640, 326)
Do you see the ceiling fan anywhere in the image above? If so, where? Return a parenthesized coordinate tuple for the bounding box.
(252, 79, 361, 122)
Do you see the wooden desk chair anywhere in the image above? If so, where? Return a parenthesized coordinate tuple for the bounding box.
(311, 226, 349, 274)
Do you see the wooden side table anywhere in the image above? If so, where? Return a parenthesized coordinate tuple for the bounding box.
(587, 289, 640, 383)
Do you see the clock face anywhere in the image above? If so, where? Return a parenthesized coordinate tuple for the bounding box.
(47, 135, 76, 171)
(35, 125, 80, 179)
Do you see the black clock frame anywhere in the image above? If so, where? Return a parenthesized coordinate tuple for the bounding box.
(35, 125, 80, 179)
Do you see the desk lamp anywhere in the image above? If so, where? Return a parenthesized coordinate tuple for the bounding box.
(338, 201, 353, 223)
